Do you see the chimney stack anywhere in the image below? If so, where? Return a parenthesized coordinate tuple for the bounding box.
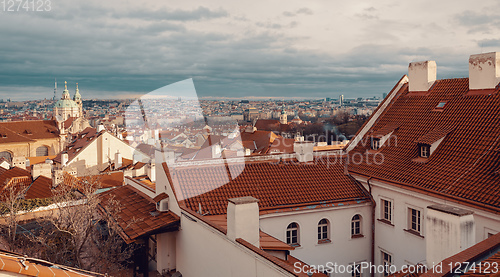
(294, 141, 314, 162)
(408, 61, 437, 92)
(61, 153, 68, 167)
(32, 163, 52, 179)
(426, 204, 475, 267)
(227, 196, 260, 248)
(469, 52, 500, 90)
(115, 151, 122, 168)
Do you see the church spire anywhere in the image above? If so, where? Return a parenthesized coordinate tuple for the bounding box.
(74, 82, 81, 101)
(53, 78, 57, 101)
(62, 81, 70, 100)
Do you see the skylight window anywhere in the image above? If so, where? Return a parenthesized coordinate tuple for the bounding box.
(435, 101, 447, 109)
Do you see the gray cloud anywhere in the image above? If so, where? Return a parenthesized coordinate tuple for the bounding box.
(119, 6, 229, 21)
(283, 8, 313, 17)
(477, 39, 500, 48)
(0, 1, 494, 101)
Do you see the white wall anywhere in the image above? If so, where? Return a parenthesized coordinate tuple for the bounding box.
(259, 203, 372, 276)
(353, 176, 500, 275)
(175, 213, 296, 277)
(67, 131, 149, 176)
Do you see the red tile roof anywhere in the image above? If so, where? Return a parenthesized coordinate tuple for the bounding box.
(0, 167, 31, 188)
(348, 78, 500, 213)
(462, 252, 500, 276)
(0, 249, 102, 276)
(54, 127, 99, 164)
(414, 125, 455, 145)
(25, 175, 53, 199)
(98, 185, 180, 243)
(423, 232, 500, 277)
(79, 172, 124, 189)
(167, 156, 370, 215)
(0, 120, 59, 144)
(204, 214, 294, 251)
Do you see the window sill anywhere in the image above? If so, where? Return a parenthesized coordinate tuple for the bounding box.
(289, 243, 301, 248)
(351, 234, 364, 239)
(377, 218, 394, 227)
(366, 149, 382, 154)
(317, 239, 331, 244)
(404, 229, 425, 239)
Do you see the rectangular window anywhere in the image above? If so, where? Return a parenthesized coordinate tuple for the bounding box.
(148, 235, 157, 262)
(351, 263, 361, 277)
(420, 145, 429, 158)
(408, 208, 421, 233)
(381, 199, 392, 222)
(382, 251, 392, 276)
(372, 138, 380, 150)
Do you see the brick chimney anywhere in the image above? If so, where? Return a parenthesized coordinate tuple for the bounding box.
(227, 196, 260, 248)
(408, 61, 437, 92)
(469, 52, 500, 90)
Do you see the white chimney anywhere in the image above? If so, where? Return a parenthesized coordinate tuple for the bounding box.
(32, 163, 52, 179)
(12, 156, 26, 169)
(227, 196, 260, 248)
(147, 162, 156, 182)
(469, 52, 500, 90)
(294, 141, 314, 162)
(426, 204, 475, 267)
(61, 153, 68, 167)
(154, 129, 159, 141)
(97, 124, 105, 132)
(408, 60, 437, 92)
(115, 151, 122, 168)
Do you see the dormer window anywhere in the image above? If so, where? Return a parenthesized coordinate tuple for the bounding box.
(371, 138, 381, 150)
(419, 144, 430, 158)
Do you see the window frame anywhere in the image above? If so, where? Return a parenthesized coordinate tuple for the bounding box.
(419, 144, 430, 158)
(317, 218, 330, 243)
(371, 138, 381, 150)
(351, 214, 363, 238)
(351, 262, 362, 277)
(408, 208, 421, 233)
(380, 198, 393, 224)
(286, 222, 300, 246)
(381, 251, 392, 276)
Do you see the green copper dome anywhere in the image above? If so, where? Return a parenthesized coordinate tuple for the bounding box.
(55, 99, 78, 108)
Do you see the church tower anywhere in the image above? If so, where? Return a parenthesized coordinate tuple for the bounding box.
(279, 108, 287, 124)
(74, 83, 83, 117)
(53, 81, 79, 121)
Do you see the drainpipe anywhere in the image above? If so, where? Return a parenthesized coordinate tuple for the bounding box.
(367, 177, 375, 277)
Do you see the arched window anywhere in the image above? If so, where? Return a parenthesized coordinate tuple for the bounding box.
(318, 218, 330, 242)
(286, 222, 299, 246)
(0, 151, 12, 163)
(351, 214, 362, 237)
(36, 146, 49, 156)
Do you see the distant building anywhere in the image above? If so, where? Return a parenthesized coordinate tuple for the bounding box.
(339, 94, 344, 106)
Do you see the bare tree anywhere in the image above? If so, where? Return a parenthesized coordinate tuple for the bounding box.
(44, 174, 102, 268)
(0, 176, 31, 249)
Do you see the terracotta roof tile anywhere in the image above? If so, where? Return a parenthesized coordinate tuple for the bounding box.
(54, 127, 99, 164)
(25, 175, 53, 199)
(0, 120, 59, 144)
(0, 249, 100, 276)
(205, 214, 294, 251)
(99, 185, 180, 243)
(167, 156, 370, 215)
(348, 78, 500, 212)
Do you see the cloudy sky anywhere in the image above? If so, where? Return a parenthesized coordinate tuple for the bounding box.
(0, 0, 499, 101)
